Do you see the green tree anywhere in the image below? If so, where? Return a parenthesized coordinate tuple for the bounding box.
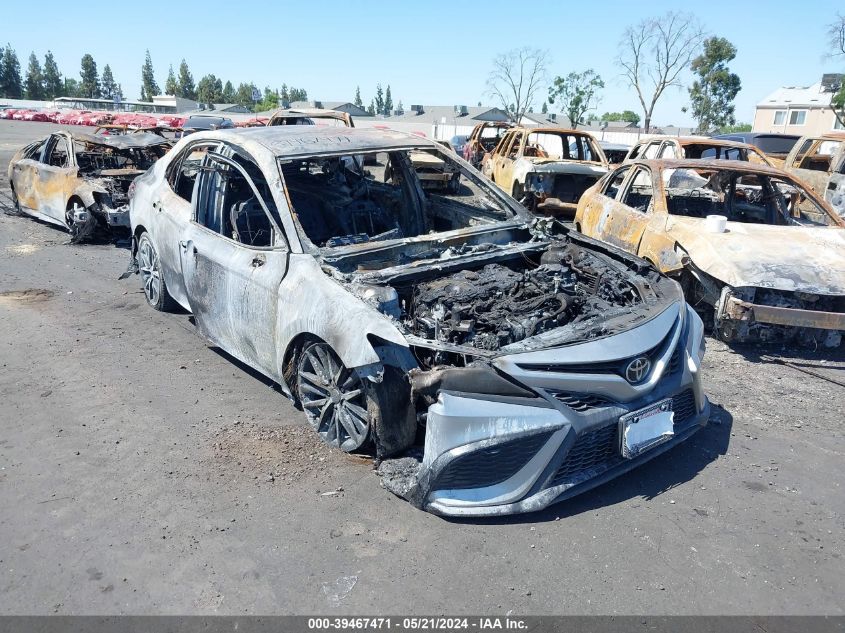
(222, 81, 235, 103)
(177, 59, 196, 100)
(617, 12, 705, 132)
(547, 69, 604, 129)
(367, 99, 375, 116)
(601, 110, 641, 125)
(0, 45, 23, 99)
(42, 51, 62, 98)
(256, 87, 279, 112)
(688, 37, 742, 132)
(719, 122, 752, 133)
(541, 101, 548, 114)
(280, 84, 289, 103)
(353, 85, 362, 108)
(196, 74, 223, 104)
(79, 53, 100, 98)
(374, 83, 384, 114)
(140, 49, 159, 100)
(288, 86, 307, 102)
(235, 82, 258, 108)
(100, 64, 118, 99)
(384, 84, 393, 115)
(164, 65, 178, 95)
(828, 13, 845, 128)
(63, 77, 81, 98)
(24, 53, 44, 100)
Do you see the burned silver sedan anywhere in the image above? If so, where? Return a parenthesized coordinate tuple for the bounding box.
(8, 131, 171, 240)
(127, 126, 709, 516)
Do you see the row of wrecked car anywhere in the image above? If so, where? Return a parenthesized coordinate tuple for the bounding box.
(4, 110, 844, 516)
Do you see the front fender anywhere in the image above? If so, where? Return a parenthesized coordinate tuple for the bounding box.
(275, 255, 409, 379)
(72, 182, 104, 208)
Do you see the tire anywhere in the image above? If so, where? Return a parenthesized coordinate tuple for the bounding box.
(8, 187, 21, 215)
(137, 232, 176, 311)
(296, 340, 415, 456)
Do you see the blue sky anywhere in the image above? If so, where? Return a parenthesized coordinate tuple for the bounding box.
(4, 0, 843, 125)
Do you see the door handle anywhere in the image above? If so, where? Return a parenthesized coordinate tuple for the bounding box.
(251, 254, 266, 267)
(152, 200, 161, 210)
(179, 240, 197, 255)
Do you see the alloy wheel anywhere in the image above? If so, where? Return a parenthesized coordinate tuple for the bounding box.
(138, 238, 162, 307)
(297, 343, 370, 452)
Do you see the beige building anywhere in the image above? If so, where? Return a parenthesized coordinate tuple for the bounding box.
(753, 75, 844, 135)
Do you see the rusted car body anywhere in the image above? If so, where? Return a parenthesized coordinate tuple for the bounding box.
(782, 132, 845, 218)
(713, 132, 801, 169)
(266, 108, 354, 128)
(575, 159, 845, 347)
(401, 140, 461, 192)
(625, 137, 774, 167)
(7, 131, 172, 240)
(127, 126, 708, 516)
(483, 126, 609, 217)
(463, 121, 513, 168)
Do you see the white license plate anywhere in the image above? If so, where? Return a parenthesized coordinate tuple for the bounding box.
(620, 398, 675, 458)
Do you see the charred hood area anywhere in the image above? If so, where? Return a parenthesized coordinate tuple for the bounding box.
(410, 244, 642, 351)
(332, 225, 681, 367)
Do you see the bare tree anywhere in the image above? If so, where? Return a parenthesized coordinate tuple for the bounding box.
(617, 12, 705, 132)
(829, 13, 845, 56)
(828, 13, 845, 127)
(486, 48, 549, 123)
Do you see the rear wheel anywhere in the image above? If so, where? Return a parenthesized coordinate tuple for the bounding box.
(137, 232, 176, 311)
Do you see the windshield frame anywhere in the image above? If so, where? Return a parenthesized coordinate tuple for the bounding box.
(276, 144, 531, 255)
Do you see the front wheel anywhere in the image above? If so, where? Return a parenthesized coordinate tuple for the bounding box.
(137, 232, 176, 311)
(296, 341, 415, 456)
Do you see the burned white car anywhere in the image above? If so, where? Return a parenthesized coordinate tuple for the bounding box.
(8, 131, 172, 241)
(127, 126, 709, 516)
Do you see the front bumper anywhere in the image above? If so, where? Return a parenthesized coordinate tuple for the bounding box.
(404, 304, 710, 517)
(104, 205, 131, 228)
(723, 295, 845, 331)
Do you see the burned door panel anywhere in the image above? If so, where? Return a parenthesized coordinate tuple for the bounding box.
(597, 167, 652, 253)
(227, 248, 288, 378)
(10, 159, 40, 211)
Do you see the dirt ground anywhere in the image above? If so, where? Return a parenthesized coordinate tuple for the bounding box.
(0, 119, 843, 615)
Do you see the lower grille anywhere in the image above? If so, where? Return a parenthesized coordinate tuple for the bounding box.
(433, 430, 554, 491)
(549, 388, 698, 488)
(550, 392, 614, 412)
(550, 424, 620, 486)
(672, 389, 697, 426)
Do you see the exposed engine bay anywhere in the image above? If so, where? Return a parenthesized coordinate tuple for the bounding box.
(409, 244, 641, 352)
(525, 173, 602, 213)
(72, 134, 171, 241)
(335, 227, 671, 370)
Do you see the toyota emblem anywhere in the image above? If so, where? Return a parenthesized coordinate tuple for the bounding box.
(625, 356, 651, 384)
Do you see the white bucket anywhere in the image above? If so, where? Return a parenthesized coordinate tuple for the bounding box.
(705, 215, 728, 233)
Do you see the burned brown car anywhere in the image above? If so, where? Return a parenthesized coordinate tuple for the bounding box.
(8, 130, 171, 240)
(266, 108, 354, 128)
(483, 126, 609, 217)
(576, 159, 845, 347)
(463, 121, 513, 168)
(128, 126, 708, 516)
(783, 132, 845, 218)
(625, 136, 774, 167)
